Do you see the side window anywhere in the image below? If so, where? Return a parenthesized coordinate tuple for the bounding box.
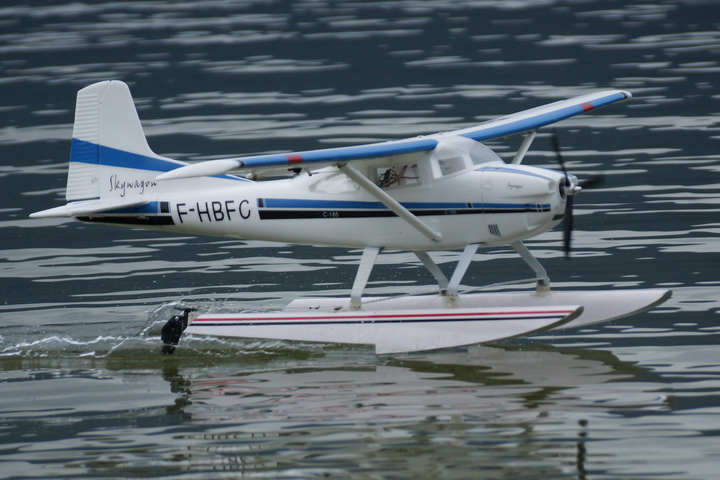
(375, 164, 421, 188)
(438, 155, 466, 176)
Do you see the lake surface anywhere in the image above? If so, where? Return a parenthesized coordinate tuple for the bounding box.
(2, 1, 720, 478)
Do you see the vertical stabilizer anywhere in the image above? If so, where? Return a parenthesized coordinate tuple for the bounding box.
(65, 80, 190, 203)
(95, 81, 158, 157)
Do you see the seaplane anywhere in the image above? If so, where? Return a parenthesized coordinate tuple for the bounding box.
(31, 80, 671, 354)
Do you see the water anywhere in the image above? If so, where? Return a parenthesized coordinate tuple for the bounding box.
(2, 1, 720, 478)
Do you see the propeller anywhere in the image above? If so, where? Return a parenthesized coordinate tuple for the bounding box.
(551, 131, 606, 258)
(551, 131, 577, 258)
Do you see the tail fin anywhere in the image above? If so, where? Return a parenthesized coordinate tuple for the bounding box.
(66, 80, 187, 202)
(31, 81, 248, 219)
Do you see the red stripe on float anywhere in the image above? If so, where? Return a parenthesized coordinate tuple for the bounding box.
(286, 154, 304, 163)
(195, 309, 576, 323)
(580, 102, 595, 112)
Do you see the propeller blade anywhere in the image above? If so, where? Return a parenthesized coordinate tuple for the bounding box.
(552, 130, 573, 259)
(579, 174, 605, 189)
(563, 194, 573, 257)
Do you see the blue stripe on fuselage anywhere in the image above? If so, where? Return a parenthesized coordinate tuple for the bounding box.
(262, 198, 471, 210)
(474, 165, 559, 182)
(260, 198, 549, 212)
(100, 201, 161, 215)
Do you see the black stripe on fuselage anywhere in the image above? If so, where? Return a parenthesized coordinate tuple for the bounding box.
(258, 207, 550, 220)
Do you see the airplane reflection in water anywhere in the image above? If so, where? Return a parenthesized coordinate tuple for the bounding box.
(160, 345, 667, 477)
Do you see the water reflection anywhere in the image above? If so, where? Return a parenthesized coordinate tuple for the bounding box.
(146, 345, 659, 477)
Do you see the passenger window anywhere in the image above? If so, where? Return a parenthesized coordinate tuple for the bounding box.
(376, 164, 420, 188)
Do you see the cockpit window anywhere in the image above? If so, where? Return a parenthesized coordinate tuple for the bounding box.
(469, 141, 503, 165)
(431, 140, 503, 178)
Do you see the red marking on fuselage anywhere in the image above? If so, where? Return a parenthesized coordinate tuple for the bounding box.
(286, 154, 304, 163)
(580, 102, 595, 112)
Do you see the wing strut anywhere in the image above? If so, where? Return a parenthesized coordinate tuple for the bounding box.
(511, 131, 537, 165)
(338, 164, 443, 243)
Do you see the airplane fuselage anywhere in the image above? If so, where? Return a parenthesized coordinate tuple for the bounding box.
(77, 159, 568, 251)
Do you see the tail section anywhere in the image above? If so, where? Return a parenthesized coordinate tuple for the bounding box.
(66, 80, 188, 203)
(32, 81, 247, 219)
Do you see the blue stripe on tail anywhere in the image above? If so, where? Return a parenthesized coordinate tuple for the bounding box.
(70, 138, 249, 181)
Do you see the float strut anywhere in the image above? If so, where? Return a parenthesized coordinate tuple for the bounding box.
(350, 247, 382, 310)
(446, 243, 480, 307)
(414, 251, 449, 295)
(511, 241, 550, 294)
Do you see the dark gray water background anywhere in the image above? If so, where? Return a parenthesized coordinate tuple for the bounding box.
(2, 1, 719, 478)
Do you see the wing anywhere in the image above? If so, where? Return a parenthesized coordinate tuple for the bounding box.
(453, 89, 631, 141)
(156, 136, 438, 180)
(156, 89, 631, 180)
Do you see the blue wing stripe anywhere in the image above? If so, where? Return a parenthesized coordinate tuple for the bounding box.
(458, 91, 630, 141)
(239, 137, 439, 168)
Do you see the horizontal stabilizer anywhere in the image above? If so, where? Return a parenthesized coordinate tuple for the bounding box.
(30, 198, 149, 219)
(156, 158, 245, 181)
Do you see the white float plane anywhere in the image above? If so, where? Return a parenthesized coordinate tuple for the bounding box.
(31, 81, 671, 354)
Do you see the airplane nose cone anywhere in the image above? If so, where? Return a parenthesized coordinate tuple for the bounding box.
(563, 174, 582, 197)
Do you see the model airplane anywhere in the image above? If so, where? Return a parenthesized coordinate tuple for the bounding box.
(31, 81, 671, 354)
